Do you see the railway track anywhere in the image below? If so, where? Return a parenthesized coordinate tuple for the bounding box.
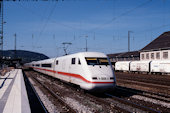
(105, 93, 159, 113)
(116, 86, 170, 103)
(22, 71, 48, 113)
(25, 70, 165, 113)
(28, 72, 77, 113)
(117, 78, 170, 95)
(28, 71, 124, 112)
(117, 78, 170, 89)
(115, 72, 170, 86)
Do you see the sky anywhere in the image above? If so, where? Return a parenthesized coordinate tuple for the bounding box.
(2, 0, 170, 58)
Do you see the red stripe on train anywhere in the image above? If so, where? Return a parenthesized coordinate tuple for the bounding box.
(32, 67, 114, 84)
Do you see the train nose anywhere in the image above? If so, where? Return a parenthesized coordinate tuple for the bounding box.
(92, 76, 115, 81)
(89, 83, 116, 93)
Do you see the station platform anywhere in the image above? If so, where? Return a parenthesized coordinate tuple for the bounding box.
(0, 69, 31, 113)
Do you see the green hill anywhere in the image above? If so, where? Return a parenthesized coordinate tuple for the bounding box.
(0, 50, 49, 64)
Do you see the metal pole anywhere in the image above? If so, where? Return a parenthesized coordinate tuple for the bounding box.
(32, 34, 34, 49)
(0, 1, 3, 69)
(85, 36, 88, 52)
(1, 1, 3, 52)
(0, 1, 3, 58)
(128, 31, 130, 52)
(14, 33, 17, 59)
(128, 31, 133, 52)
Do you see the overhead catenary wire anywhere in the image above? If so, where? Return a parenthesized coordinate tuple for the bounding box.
(38, 2, 57, 37)
(85, 0, 152, 34)
(17, 2, 76, 30)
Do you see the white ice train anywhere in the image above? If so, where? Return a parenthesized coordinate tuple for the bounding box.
(115, 60, 170, 74)
(25, 52, 116, 92)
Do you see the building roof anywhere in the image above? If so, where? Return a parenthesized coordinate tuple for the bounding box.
(107, 51, 140, 58)
(141, 31, 170, 52)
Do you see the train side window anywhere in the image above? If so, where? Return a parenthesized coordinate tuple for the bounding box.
(36, 64, 40, 67)
(56, 60, 58, 65)
(78, 58, 81, 65)
(71, 58, 76, 64)
(41, 64, 52, 68)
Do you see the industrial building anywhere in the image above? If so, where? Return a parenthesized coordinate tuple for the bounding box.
(108, 31, 170, 62)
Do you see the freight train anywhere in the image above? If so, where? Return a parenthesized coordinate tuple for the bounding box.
(25, 52, 116, 92)
(115, 60, 170, 74)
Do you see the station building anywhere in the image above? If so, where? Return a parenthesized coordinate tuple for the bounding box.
(140, 31, 170, 61)
(108, 51, 140, 62)
(108, 31, 170, 62)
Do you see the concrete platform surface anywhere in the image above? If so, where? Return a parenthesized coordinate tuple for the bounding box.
(0, 69, 31, 113)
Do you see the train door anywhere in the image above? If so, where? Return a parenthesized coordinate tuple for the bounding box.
(69, 57, 84, 84)
(53, 59, 58, 77)
(68, 58, 76, 83)
(61, 59, 70, 82)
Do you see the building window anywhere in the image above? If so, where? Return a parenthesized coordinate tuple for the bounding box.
(71, 58, 76, 64)
(141, 54, 144, 60)
(163, 52, 168, 59)
(146, 53, 149, 59)
(151, 53, 154, 59)
(156, 52, 160, 59)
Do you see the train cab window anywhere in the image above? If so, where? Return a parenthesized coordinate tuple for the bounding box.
(86, 58, 98, 65)
(98, 58, 109, 65)
(32, 64, 34, 66)
(156, 52, 160, 59)
(85, 57, 109, 65)
(78, 58, 81, 65)
(56, 60, 58, 65)
(71, 58, 76, 64)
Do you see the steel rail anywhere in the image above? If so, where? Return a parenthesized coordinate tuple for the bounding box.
(33, 71, 156, 113)
(116, 86, 170, 103)
(30, 74, 77, 113)
(23, 71, 49, 113)
(31, 70, 130, 113)
(105, 93, 160, 113)
(117, 78, 170, 89)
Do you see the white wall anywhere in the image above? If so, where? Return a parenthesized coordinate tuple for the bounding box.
(140, 50, 170, 61)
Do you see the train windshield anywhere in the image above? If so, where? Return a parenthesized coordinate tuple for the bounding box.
(85, 57, 109, 65)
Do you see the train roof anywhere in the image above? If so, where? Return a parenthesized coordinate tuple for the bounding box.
(151, 60, 170, 63)
(56, 52, 107, 59)
(130, 60, 152, 63)
(29, 52, 108, 64)
(116, 61, 132, 63)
